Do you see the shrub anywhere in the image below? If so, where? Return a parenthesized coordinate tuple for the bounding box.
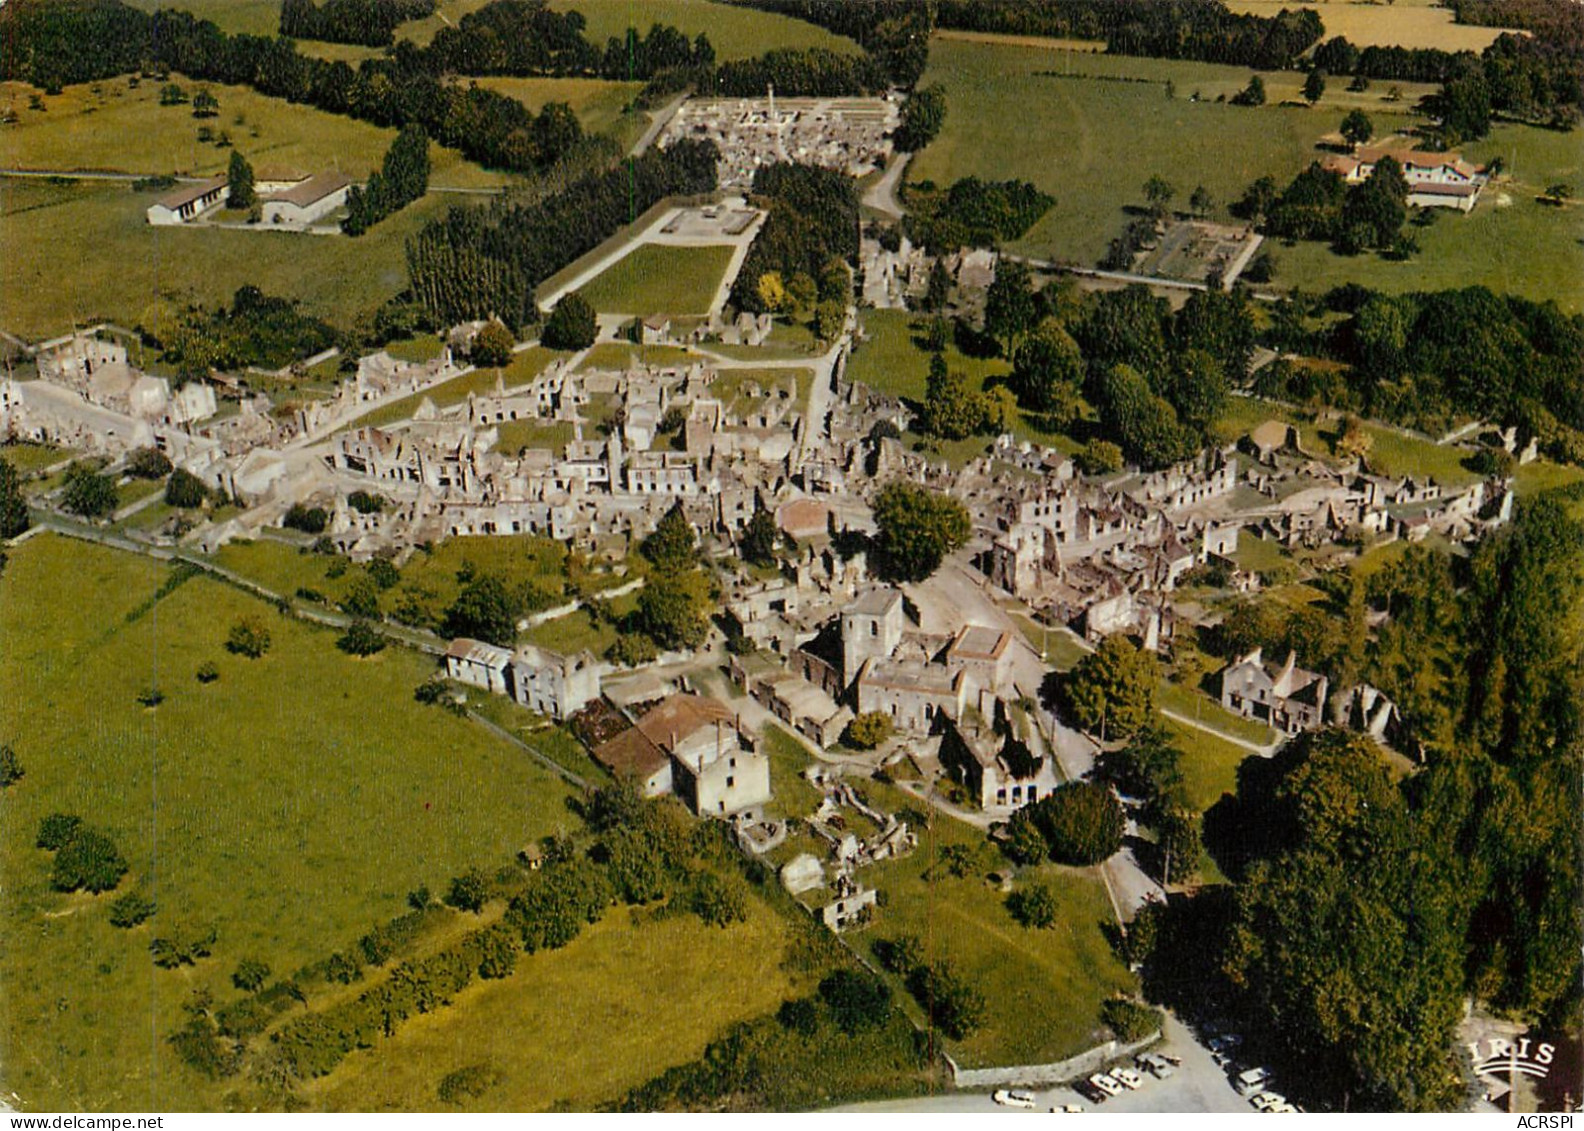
(37, 813, 83, 850)
(0, 742, 23, 788)
(904, 961, 985, 1040)
(151, 927, 217, 968)
(540, 293, 597, 351)
(689, 872, 747, 928)
(470, 320, 514, 367)
(608, 632, 658, 667)
(367, 556, 400, 589)
(52, 828, 128, 893)
(347, 490, 385, 514)
(61, 461, 118, 518)
(844, 711, 894, 750)
(1076, 439, 1125, 476)
(1006, 882, 1059, 929)
(777, 997, 820, 1035)
(446, 868, 491, 913)
(1002, 808, 1048, 865)
(1101, 996, 1162, 1043)
(337, 620, 387, 657)
(109, 890, 156, 928)
(137, 685, 165, 707)
(233, 957, 271, 992)
(1032, 782, 1125, 866)
(817, 969, 893, 1034)
(225, 617, 271, 658)
(127, 446, 173, 479)
(438, 1063, 502, 1106)
(165, 468, 208, 508)
(282, 503, 328, 534)
(872, 933, 923, 975)
(195, 660, 220, 683)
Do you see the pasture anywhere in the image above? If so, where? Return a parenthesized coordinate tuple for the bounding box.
(576, 243, 737, 315)
(909, 37, 1442, 267)
(0, 534, 577, 1111)
(550, 0, 861, 61)
(122, 0, 282, 36)
(470, 76, 646, 144)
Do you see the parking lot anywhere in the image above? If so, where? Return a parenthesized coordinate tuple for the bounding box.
(833, 1013, 1257, 1115)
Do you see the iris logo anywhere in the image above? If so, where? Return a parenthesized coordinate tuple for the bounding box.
(1469, 1036, 1555, 1105)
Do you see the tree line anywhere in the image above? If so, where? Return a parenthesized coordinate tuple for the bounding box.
(721, 0, 932, 89)
(0, 1, 589, 176)
(405, 138, 717, 329)
(730, 161, 859, 315)
(343, 122, 431, 236)
(278, 0, 435, 48)
(1128, 493, 1584, 1111)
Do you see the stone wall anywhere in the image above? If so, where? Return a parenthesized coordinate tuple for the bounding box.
(945, 1031, 1161, 1089)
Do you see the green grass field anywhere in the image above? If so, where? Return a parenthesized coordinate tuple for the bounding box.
(0, 535, 577, 1111)
(0, 178, 453, 340)
(1163, 718, 1255, 813)
(470, 76, 646, 144)
(906, 36, 1582, 310)
(0, 77, 500, 189)
(576, 244, 736, 316)
(0, 441, 70, 475)
(551, 0, 861, 61)
(1158, 681, 1277, 746)
(576, 341, 697, 371)
(307, 903, 801, 1110)
(859, 783, 1134, 1068)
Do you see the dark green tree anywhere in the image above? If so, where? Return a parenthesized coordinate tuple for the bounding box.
(984, 258, 1037, 356)
(1059, 633, 1160, 740)
(541, 292, 597, 350)
(1031, 781, 1124, 866)
(165, 468, 208, 508)
(740, 508, 780, 567)
(443, 574, 516, 647)
(336, 619, 386, 656)
(640, 502, 696, 574)
(0, 456, 30, 539)
(470, 320, 514, 367)
(37, 814, 82, 851)
(1006, 882, 1059, 929)
(871, 481, 971, 583)
(446, 868, 491, 914)
(635, 571, 709, 650)
(225, 617, 271, 658)
(61, 461, 117, 518)
(227, 149, 256, 210)
(1340, 108, 1373, 147)
(1302, 67, 1327, 104)
(52, 828, 127, 893)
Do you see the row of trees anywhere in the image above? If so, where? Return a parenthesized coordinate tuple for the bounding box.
(901, 177, 1054, 255)
(406, 138, 718, 329)
(0, 3, 592, 178)
(278, 0, 435, 47)
(933, 0, 1324, 71)
(343, 122, 431, 236)
(731, 162, 859, 315)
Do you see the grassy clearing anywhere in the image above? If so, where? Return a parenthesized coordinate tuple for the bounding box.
(307, 903, 800, 1111)
(761, 724, 825, 816)
(551, 0, 861, 62)
(0, 179, 455, 340)
(859, 781, 1135, 1068)
(577, 243, 736, 316)
(470, 76, 645, 142)
(493, 418, 577, 454)
(0, 534, 576, 1111)
(0, 441, 69, 474)
(1224, 0, 1517, 51)
(910, 38, 1440, 268)
(1162, 717, 1254, 813)
(1158, 680, 1277, 745)
(0, 77, 499, 189)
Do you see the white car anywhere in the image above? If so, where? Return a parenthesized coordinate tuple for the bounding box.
(1050, 1105, 1085, 1113)
(1251, 1092, 1288, 1112)
(1089, 1073, 1125, 1098)
(993, 1089, 1037, 1109)
(1112, 1067, 1146, 1090)
(1235, 1067, 1273, 1096)
(1137, 1053, 1176, 1079)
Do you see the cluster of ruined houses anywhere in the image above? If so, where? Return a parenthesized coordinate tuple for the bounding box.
(658, 91, 900, 190)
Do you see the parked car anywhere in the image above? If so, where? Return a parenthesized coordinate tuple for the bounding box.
(1137, 1053, 1176, 1079)
(1236, 1067, 1274, 1097)
(1089, 1073, 1125, 1098)
(1251, 1092, 1287, 1112)
(1050, 1104, 1085, 1113)
(993, 1089, 1037, 1108)
(1113, 1067, 1146, 1090)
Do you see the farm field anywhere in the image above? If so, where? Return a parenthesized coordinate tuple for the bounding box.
(307, 904, 801, 1110)
(551, 0, 861, 61)
(577, 243, 737, 316)
(0, 177, 449, 341)
(1224, 0, 1518, 51)
(909, 37, 1442, 268)
(859, 784, 1134, 1069)
(0, 534, 577, 1111)
(0, 77, 502, 190)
